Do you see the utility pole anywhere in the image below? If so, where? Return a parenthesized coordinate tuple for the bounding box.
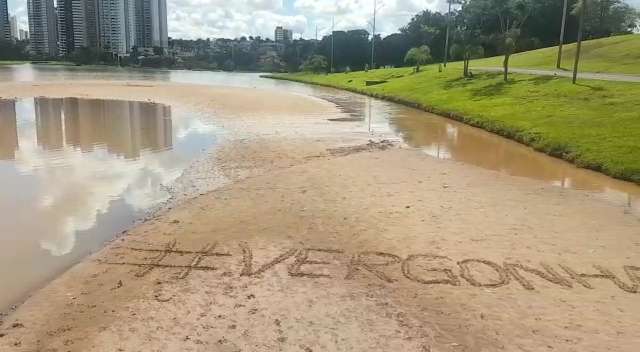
(331, 16, 335, 73)
(557, 0, 569, 69)
(371, 0, 377, 70)
(573, 0, 586, 84)
(315, 24, 318, 41)
(443, 0, 452, 68)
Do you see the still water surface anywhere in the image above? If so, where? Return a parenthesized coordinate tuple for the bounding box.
(0, 64, 638, 310)
(0, 96, 218, 309)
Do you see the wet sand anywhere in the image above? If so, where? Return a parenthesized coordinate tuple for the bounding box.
(1, 81, 640, 351)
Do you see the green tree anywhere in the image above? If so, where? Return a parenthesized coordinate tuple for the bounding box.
(477, 0, 536, 81)
(258, 52, 285, 72)
(404, 46, 432, 72)
(377, 33, 411, 68)
(502, 28, 519, 81)
(223, 59, 235, 71)
(153, 46, 164, 56)
(584, 0, 639, 37)
(300, 55, 328, 73)
(318, 30, 370, 71)
(400, 10, 448, 61)
(450, 41, 485, 77)
(0, 39, 29, 60)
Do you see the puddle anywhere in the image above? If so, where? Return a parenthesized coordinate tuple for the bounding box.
(1, 67, 639, 311)
(387, 107, 640, 215)
(295, 88, 640, 216)
(0, 97, 220, 310)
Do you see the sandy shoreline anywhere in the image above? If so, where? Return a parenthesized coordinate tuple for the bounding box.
(1, 81, 639, 351)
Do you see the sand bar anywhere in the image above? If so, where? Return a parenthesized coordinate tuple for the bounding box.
(0, 81, 639, 351)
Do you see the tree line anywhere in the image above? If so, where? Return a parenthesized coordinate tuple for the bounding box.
(301, 0, 637, 74)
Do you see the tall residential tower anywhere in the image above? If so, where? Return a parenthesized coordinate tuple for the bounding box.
(135, 0, 167, 48)
(27, 0, 58, 56)
(57, 0, 100, 55)
(0, 0, 10, 41)
(9, 15, 18, 39)
(98, 0, 136, 55)
(274, 26, 292, 43)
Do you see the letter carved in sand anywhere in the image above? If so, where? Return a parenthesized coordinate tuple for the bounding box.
(100, 240, 640, 296)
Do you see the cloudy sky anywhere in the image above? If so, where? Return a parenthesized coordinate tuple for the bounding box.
(7, 0, 640, 40)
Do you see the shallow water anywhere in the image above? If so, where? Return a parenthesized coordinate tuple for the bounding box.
(296, 87, 639, 216)
(0, 64, 638, 310)
(0, 97, 219, 309)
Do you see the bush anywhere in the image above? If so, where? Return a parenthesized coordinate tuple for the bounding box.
(404, 46, 432, 72)
(300, 55, 328, 74)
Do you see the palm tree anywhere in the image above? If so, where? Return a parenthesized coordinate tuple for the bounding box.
(491, 0, 535, 82)
(572, 0, 588, 84)
(405, 46, 433, 72)
(556, 0, 569, 69)
(450, 42, 484, 77)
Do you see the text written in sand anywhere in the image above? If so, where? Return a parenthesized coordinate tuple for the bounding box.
(100, 240, 640, 295)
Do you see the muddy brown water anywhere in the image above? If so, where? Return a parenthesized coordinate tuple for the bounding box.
(0, 64, 638, 312)
(314, 92, 639, 217)
(0, 96, 219, 310)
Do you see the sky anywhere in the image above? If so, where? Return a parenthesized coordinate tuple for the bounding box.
(6, 0, 640, 40)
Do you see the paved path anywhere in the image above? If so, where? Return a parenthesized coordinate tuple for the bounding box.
(474, 67, 640, 83)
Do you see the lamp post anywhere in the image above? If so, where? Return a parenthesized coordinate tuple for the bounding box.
(557, 0, 569, 69)
(371, 0, 377, 70)
(331, 16, 335, 73)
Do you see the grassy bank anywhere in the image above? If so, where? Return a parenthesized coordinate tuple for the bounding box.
(0, 60, 29, 66)
(0, 61, 78, 66)
(471, 34, 640, 74)
(267, 66, 640, 184)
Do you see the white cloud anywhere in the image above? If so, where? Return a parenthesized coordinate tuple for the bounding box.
(8, 0, 639, 40)
(8, 0, 447, 40)
(294, 0, 444, 37)
(167, 0, 313, 39)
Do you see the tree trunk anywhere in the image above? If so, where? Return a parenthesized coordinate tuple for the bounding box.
(463, 53, 469, 77)
(557, 0, 569, 69)
(503, 54, 510, 82)
(573, 5, 585, 84)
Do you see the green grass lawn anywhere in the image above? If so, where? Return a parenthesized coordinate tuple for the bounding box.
(471, 34, 640, 75)
(0, 60, 78, 66)
(0, 60, 29, 65)
(268, 66, 640, 183)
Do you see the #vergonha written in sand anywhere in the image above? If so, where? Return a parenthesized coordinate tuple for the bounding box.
(100, 239, 640, 295)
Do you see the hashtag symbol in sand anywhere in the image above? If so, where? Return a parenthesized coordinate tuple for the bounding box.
(100, 240, 232, 279)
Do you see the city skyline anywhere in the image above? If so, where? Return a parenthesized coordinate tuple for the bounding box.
(5, 0, 640, 43)
(6, 0, 455, 41)
(27, 0, 58, 56)
(17, 0, 169, 56)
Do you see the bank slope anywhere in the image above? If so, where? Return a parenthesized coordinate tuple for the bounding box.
(471, 34, 640, 75)
(267, 68, 640, 184)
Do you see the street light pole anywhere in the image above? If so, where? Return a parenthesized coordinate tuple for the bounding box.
(443, 0, 452, 68)
(371, 0, 377, 70)
(557, 0, 569, 69)
(331, 16, 335, 73)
